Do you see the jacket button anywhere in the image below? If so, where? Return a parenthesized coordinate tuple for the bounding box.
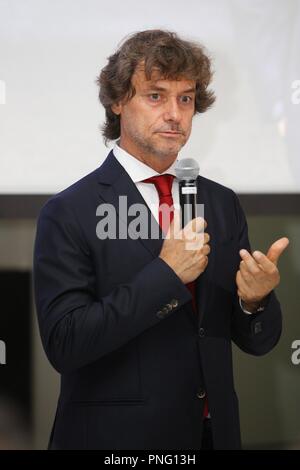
(170, 299, 179, 308)
(254, 321, 262, 334)
(196, 390, 206, 399)
(198, 327, 205, 338)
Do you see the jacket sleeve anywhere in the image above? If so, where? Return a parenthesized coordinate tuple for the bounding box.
(230, 193, 282, 356)
(33, 196, 192, 374)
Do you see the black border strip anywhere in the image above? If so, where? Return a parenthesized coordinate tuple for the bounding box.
(0, 194, 299, 218)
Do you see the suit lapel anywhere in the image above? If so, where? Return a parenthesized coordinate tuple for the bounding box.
(96, 150, 164, 259)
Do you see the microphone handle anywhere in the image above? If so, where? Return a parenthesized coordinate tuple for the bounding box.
(179, 179, 197, 228)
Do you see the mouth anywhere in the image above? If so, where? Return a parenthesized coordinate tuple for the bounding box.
(157, 131, 183, 137)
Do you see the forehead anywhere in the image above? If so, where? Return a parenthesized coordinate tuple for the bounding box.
(132, 66, 195, 91)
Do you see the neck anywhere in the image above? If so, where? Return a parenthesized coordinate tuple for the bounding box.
(140, 156, 176, 173)
(118, 140, 177, 173)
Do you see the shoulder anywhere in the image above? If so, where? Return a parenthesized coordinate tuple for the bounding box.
(38, 165, 104, 219)
(38, 150, 121, 218)
(198, 174, 237, 200)
(197, 175, 245, 226)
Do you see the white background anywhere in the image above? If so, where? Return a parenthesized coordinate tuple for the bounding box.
(0, 0, 300, 194)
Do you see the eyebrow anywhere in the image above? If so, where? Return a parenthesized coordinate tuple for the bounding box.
(145, 85, 196, 94)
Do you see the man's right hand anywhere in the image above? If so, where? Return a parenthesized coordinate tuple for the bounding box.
(159, 211, 210, 284)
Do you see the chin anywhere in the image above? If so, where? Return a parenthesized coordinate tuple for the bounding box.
(164, 143, 184, 154)
(155, 149, 180, 159)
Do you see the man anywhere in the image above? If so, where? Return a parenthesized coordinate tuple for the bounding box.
(34, 30, 289, 450)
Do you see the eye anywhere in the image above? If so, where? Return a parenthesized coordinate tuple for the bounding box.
(180, 95, 193, 104)
(149, 93, 161, 101)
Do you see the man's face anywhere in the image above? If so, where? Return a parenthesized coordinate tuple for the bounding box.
(112, 66, 196, 167)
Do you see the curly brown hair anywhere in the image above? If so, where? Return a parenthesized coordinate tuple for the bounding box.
(96, 29, 215, 144)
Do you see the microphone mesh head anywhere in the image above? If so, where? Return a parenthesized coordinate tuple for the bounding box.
(175, 158, 199, 180)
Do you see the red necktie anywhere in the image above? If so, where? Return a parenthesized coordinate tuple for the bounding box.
(142, 174, 209, 418)
(142, 174, 175, 234)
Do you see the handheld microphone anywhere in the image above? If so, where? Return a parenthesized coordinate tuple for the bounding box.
(175, 158, 199, 228)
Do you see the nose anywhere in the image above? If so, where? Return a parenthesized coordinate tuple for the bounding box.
(163, 97, 181, 123)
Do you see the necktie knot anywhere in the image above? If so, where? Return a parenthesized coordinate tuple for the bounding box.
(142, 174, 175, 198)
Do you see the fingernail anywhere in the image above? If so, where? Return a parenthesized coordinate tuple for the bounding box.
(240, 249, 247, 256)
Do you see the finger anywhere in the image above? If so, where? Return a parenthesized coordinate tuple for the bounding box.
(185, 234, 208, 251)
(190, 231, 210, 246)
(171, 209, 181, 235)
(239, 260, 256, 282)
(239, 250, 261, 276)
(164, 209, 180, 241)
(201, 243, 211, 256)
(266, 237, 289, 266)
(239, 263, 257, 285)
(236, 270, 256, 302)
(252, 251, 279, 274)
(199, 254, 209, 269)
(205, 232, 210, 244)
(184, 217, 207, 239)
(236, 270, 251, 296)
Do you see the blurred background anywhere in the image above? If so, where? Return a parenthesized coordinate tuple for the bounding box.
(0, 0, 300, 449)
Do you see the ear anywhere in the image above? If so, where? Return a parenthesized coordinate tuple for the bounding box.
(111, 102, 122, 115)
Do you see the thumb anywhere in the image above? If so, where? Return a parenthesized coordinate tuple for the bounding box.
(184, 216, 207, 239)
(266, 237, 289, 265)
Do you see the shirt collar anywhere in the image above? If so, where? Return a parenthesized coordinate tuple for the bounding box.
(113, 141, 178, 183)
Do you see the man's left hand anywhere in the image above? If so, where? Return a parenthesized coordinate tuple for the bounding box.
(236, 237, 289, 310)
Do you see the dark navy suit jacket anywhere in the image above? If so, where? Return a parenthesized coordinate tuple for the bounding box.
(33, 150, 282, 449)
